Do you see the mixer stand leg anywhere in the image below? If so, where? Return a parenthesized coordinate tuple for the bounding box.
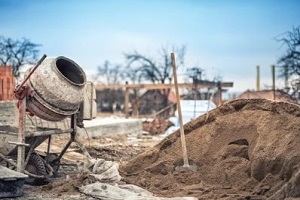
(52, 114, 77, 164)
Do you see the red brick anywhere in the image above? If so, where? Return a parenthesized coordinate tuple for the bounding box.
(0, 66, 15, 101)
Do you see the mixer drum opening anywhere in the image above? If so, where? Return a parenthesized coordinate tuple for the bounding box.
(56, 58, 86, 86)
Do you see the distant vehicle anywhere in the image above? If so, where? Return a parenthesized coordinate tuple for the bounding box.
(164, 100, 216, 136)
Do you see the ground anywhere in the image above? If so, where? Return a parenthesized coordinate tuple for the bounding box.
(8, 131, 160, 200)
(5, 99, 300, 200)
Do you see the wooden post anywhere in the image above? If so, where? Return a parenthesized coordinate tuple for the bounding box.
(271, 65, 275, 100)
(217, 81, 222, 106)
(95, 82, 234, 90)
(132, 98, 139, 118)
(1, 79, 3, 100)
(125, 82, 129, 118)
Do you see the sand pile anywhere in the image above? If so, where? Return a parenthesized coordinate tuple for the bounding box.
(120, 99, 300, 199)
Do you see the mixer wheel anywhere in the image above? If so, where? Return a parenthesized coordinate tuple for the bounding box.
(25, 153, 48, 185)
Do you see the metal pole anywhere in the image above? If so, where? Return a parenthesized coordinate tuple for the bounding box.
(55, 114, 76, 162)
(17, 97, 26, 172)
(47, 135, 52, 155)
(271, 65, 275, 100)
(125, 82, 129, 118)
(256, 65, 260, 91)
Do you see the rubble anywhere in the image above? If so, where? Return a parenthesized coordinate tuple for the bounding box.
(142, 118, 172, 135)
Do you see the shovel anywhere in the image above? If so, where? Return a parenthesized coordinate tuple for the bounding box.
(171, 53, 197, 172)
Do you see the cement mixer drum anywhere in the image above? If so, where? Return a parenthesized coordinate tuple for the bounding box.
(26, 56, 87, 121)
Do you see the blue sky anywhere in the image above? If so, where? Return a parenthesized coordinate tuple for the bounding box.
(1, 0, 299, 92)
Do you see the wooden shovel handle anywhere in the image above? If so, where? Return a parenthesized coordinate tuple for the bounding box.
(171, 53, 189, 166)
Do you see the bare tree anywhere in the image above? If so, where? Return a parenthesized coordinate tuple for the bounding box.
(277, 26, 300, 98)
(278, 27, 300, 76)
(0, 36, 40, 76)
(95, 60, 125, 112)
(124, 45, 186, 84)
(95, 60, 124, 85)
(124, 45, 186, 115)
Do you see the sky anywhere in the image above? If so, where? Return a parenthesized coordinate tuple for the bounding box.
(0, 0, 299, 92)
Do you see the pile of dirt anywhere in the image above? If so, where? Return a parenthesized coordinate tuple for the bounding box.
(120, 99, 300, 199)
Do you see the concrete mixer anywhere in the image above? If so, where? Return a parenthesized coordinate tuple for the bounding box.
(24, 55, 87, 121)
(0, 55, 96, 195)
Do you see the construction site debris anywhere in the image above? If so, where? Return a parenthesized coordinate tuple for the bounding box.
(78, 158, 121, 183)
(79, 182, 197, 200)
(142, 118, 172, 135)
(13, 132, 148, 199)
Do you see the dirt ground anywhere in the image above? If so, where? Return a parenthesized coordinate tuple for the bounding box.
(9, 130, 158, 200)
(7, 98, 300, 200)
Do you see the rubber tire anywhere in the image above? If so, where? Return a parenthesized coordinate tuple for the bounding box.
(25, 153, 48, 185)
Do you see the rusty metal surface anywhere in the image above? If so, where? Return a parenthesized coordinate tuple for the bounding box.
(17, 98, 26, 172)
(26, 56, 87, 121)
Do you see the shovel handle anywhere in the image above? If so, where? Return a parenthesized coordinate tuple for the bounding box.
(171, 53, 189, 166)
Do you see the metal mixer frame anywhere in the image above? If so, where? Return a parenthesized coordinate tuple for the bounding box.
(0, 54, 83, 183)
